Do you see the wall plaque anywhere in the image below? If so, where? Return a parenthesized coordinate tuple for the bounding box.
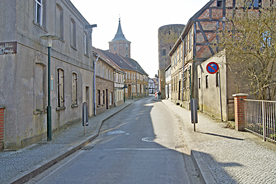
(0, 42, 17, 55)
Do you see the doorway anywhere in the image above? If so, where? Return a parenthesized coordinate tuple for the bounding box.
(86, 87, 89, 116)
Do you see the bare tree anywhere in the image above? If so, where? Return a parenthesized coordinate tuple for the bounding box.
(219, 4, 276, 100)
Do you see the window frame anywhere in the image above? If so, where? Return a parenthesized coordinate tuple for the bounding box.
(57, 68, 65, 108)
(84, 32, 88, 55)
(56, 4, 63, 40)
(70, 18, 76, 48)
(35, 0, 43, 26)
(72, 72, 77, 106)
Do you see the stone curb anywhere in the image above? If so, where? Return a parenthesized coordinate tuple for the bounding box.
(9, 102, 133, 184)
(161, 101, 217, 184)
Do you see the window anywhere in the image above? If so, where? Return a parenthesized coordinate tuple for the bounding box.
(109, 92, 113, 105)
(98, 90, 100, 105)
(189, 30, 192, 50)
(262, 31, 272, 48)
(253, 0, 261, 7)
(103, 90, 105, 104)
(57, 69, 64, 107)
(35, 63, 46, 110)
(217, 0, 222, 7)
(101, 66, 104, 78)
(96, 62, 100, 76)
(126, 44, 128, 50)
(206, 75, 209, 88)
(70, 18, 76, 48)
(35, 0, 43, 25)
(56, 4, 63, 39)
(198, 78, 201, 89)
(216, 72, 219, 87)
(179, 46, 181, 60)
(162, 49, 166, 56)
(184, 37, 187, 55)
(247, 0, 261, 7)
(84, 32, 88, 55)
(72, 73, 77, 105)
(114, 44, 117, 51)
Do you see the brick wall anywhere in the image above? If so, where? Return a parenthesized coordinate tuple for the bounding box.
(233, 94, 248, 131)
(0, 107, 4, 151)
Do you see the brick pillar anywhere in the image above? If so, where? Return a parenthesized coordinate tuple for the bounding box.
(233, 94, 248, 131)
(0, 105, 5, 151)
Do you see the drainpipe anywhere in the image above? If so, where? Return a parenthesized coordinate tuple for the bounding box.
(93, 54, 100, 116)
(181, 36, 185, 102)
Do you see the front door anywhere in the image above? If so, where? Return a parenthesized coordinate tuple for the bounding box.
(128, 85, 131, 98)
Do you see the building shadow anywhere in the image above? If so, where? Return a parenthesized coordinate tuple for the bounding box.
(197, 132, 244, 141)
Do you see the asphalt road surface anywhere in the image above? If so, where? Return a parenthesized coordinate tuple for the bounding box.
(27, 97, 201, 184)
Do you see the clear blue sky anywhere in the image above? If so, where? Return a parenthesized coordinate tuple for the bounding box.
(70, 0, 210, 78)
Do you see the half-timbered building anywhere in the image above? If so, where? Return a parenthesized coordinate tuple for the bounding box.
(169, 0, 271, 114)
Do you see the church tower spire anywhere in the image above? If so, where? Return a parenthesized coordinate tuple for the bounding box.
(109, 18, 131, 57)
(112, 18, 129, 42)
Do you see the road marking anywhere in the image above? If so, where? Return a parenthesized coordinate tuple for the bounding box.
(92, 148, 175, 151)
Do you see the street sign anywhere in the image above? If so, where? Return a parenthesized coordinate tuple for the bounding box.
(206, 62, 219, 74)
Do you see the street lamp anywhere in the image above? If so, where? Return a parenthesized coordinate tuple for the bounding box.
(40, 35, 59, 141)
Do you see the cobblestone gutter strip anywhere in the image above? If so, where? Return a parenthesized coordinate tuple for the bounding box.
(191, 151, 217, 184)
(9, 102, 133, 184)
(161, 101, 217, 184)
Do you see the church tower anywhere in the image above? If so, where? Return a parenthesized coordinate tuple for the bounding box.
(109, 18, 131, 57)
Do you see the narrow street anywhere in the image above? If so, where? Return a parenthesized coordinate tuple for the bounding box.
(27, 97, 201, 184)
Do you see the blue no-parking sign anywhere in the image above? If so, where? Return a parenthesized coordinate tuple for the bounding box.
(206, 62, 219, 74)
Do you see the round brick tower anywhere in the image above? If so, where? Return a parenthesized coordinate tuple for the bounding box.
(158, 24, 185, 99)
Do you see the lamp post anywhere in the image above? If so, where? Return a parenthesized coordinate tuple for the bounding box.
(85, 24, 97, 116)
(40, 35, 59, 141)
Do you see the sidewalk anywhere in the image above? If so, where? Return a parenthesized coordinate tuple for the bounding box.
(162, 100, 276, 184)
(0, 100, 135, 184)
